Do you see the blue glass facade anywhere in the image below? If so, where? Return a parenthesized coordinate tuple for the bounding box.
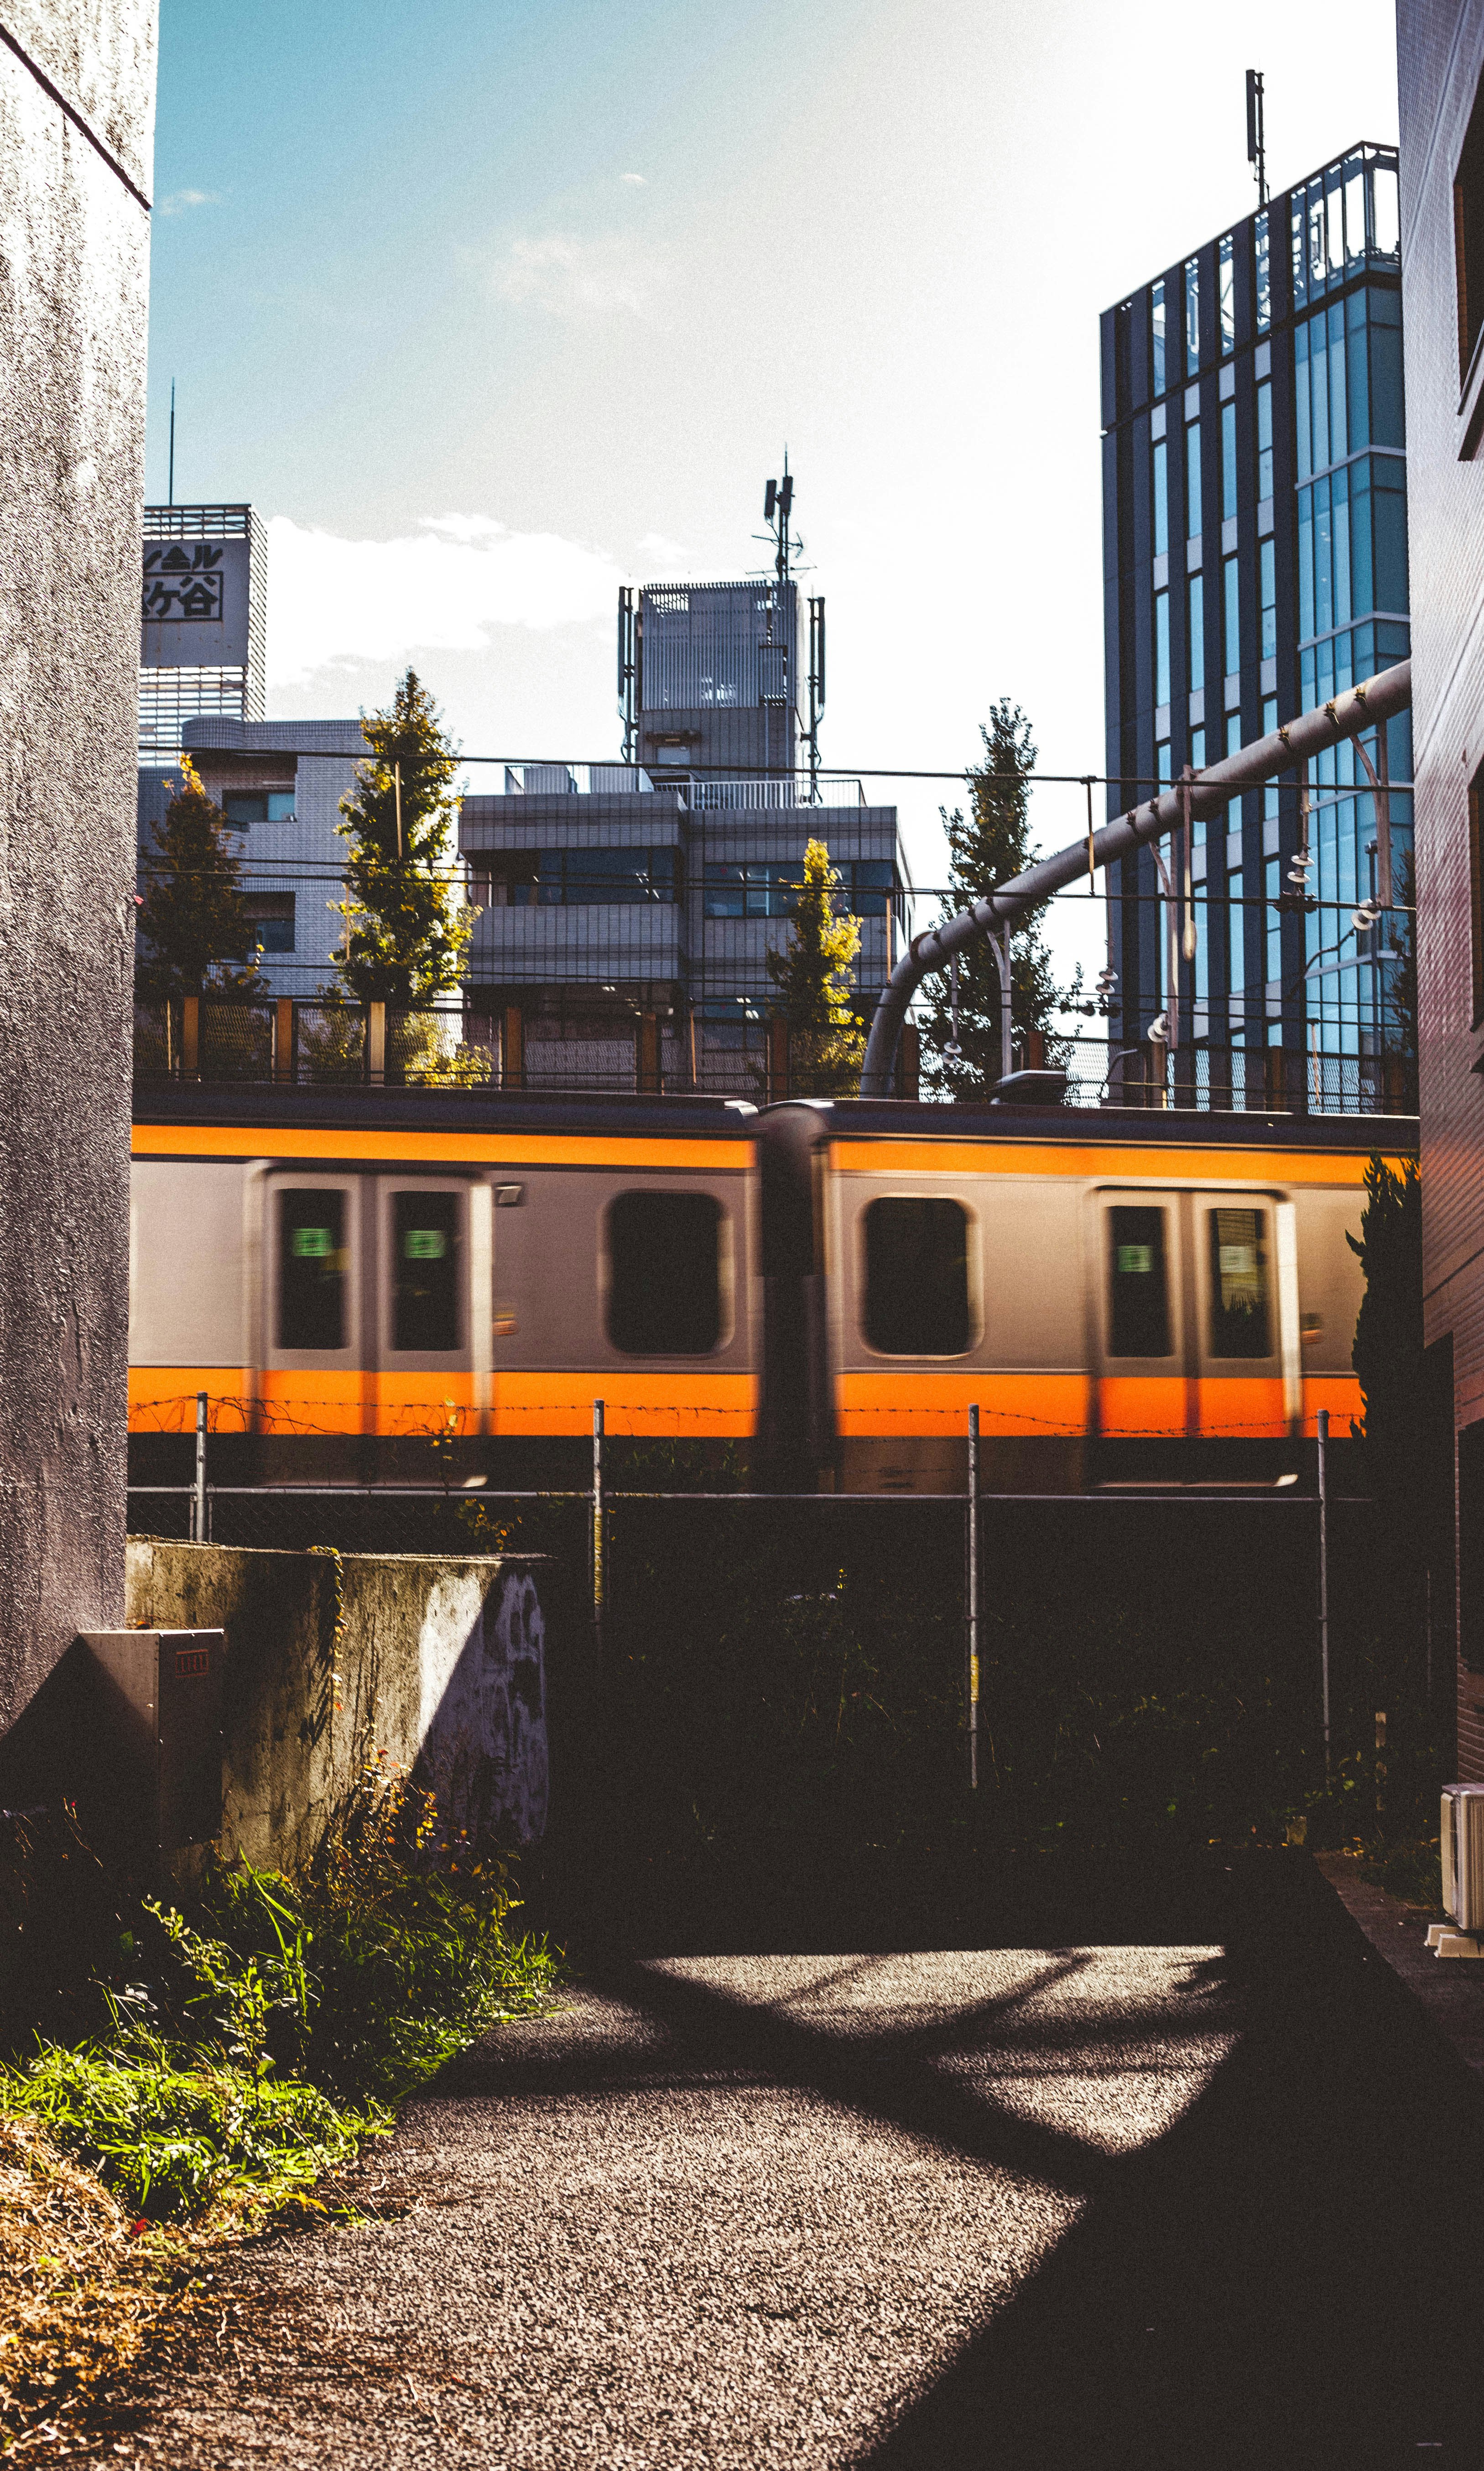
(1100, 144, 1409, 1107)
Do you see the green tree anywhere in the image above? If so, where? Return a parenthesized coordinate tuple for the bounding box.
(333, 669, 473, 1003)
(766, 838, 866, 1096)
(1348, 1153, 1423, 1488)
(136, 755, 267, 1000)
(921, 699, 1079, 1096)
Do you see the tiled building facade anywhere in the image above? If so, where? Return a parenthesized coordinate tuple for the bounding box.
(1399, 0, 1484, 1778)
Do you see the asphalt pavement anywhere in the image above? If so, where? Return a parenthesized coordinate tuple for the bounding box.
(104, 1858, 1484, 2470)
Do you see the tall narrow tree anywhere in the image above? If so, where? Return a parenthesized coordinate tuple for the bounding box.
(135, 755, 267, 999)
(333, 669, 472, 1002)
(920, 699, 1079, 1096)
(766, 838, 866, 1096)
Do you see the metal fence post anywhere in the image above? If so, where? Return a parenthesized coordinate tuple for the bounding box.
(592, 1398, 605, 1656)
(967, 1404, 980, 1791)
(1317, 1406, 1331, 1782)
(193, 1391, 208, 1544)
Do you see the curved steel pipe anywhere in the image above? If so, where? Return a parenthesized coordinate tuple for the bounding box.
(860, 659, 1412, 1097)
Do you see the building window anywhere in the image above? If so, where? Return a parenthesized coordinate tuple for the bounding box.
(1185, 256, 1201, 374)
(1188, 575, 1204, 693)
(224, 790, 295, 826)
(606, 1191, 723, 1355)
(1456, 87, 1484, 385)
(1223, 556, 1240, 675)
(1221, 400, 1237, 521)
(1190, 726, 1206, 846)
(1266, 857, 1281, 984)
(1260, 538, 1276, 660)
(1107, 1207, 1171, 1358)
(1256, 379, 1273, 498)
(245, 893, 295, 954)
(862, 1197, 971, 1357)
(1229, 875, 1245, 996)
(478, 847, 682, 907)
(1152, 438, 1169, 557)
(1219, 233, 1235, 355)
(1255, 208, 1271, 334)
(1151, 277, 1166, 394)
(277, 1191, 347, 1352)
(1186, 417, 1203, 541)
(702, 857, 894, 920)
(392, 1193, 461, 1353)
(1155, 590, 1171, 708)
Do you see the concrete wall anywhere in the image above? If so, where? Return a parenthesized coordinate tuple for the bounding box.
(125, 1542, 551, 1868)
(0, 5, 156, 1732)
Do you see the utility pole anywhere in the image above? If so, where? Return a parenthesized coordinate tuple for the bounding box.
(167, 379, 176, 507)
(1246, 71, 1268, 207)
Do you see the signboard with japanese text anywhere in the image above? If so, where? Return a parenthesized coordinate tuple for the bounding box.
(141, 537, 251, 666)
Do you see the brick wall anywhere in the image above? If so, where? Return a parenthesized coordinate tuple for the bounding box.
(1400, 0, 1484, 1776)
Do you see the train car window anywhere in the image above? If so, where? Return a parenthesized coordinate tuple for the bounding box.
(1207, 1207, 1271, 1358)
(278, 1190, 347, 1350)
(1108, 1206, 1171, 1356)
(608, 1191, 721, 1354)
(864, 1198, 971, 1356)
(393, 1193, 461, 1352)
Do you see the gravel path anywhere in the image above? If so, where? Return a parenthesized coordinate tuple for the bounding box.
(100, 1886, 1484, 2468)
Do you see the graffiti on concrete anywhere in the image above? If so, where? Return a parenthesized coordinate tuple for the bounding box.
(416, 1568, 548, 1844)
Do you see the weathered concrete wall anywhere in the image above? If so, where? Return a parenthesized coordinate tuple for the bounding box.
(125, 1543, 551, 1869)
(0, 6, 157, 1733)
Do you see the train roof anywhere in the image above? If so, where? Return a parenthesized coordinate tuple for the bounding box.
(132, 1083, 1419, 1157)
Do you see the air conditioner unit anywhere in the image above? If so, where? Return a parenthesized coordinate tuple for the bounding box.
(1441, 1785, 1484, 1933)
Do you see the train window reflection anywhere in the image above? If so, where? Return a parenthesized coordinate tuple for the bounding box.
(1208, 1207, 1270, 1357)
(1108, 1207, 1171, 1356)
(864, 1198, 970, 1356)
(608, 1191, 722, 1354)
(278, 1190, 346, 1351)
(393, 1193, 461, 1352)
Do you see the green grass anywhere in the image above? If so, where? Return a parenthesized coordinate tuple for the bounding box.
(0, 1771, 562, 2226)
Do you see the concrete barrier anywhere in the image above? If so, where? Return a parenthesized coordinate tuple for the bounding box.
(124, 1543, 552, 1871)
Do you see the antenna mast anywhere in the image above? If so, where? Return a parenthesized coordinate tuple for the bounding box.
(1246, 70, 1267, 207)
(762, 451, 795, 582)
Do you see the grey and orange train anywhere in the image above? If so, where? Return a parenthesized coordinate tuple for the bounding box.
(128, 1088, 1415, 1494)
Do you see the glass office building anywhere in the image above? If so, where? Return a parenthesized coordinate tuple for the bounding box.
(1100, 145, 1411, 1109)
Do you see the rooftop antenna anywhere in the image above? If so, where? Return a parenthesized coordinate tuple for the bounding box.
(167, 378, 176, 506)
(1246, 70, 1267, 207)
(761, 450, 799, 583)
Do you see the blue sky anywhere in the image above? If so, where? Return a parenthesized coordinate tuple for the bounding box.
(148, 0, 1400, 971)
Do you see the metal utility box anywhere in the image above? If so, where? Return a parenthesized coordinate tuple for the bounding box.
(1442, 1784, 1484, 1935)
(77, 1629, 225, 1869)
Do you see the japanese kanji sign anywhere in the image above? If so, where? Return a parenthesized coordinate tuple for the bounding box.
(140, 535, 251, 666)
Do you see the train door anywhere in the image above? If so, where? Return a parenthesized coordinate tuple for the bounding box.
(1189, 1191, 1297, 1441)
(373, 1176, 489, 1447)
(1091, 1189, 1189, 1445)
(261, 1172, 368, 1465)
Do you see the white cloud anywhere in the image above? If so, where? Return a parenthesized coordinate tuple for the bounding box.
(157, 188, 219, 215)
(480, 231, 664, 320)
(265, 514, 625, 690)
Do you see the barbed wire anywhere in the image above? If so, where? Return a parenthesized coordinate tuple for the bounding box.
(128, 1391, 1355, 1442)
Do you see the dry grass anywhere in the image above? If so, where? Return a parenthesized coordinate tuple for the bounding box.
(0, 2110, 215, 2456)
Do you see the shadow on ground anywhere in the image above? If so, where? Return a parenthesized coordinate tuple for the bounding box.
(523, 1844, 1484, 2470)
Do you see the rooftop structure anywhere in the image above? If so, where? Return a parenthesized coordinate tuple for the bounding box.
(140, 504, 267, 757)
